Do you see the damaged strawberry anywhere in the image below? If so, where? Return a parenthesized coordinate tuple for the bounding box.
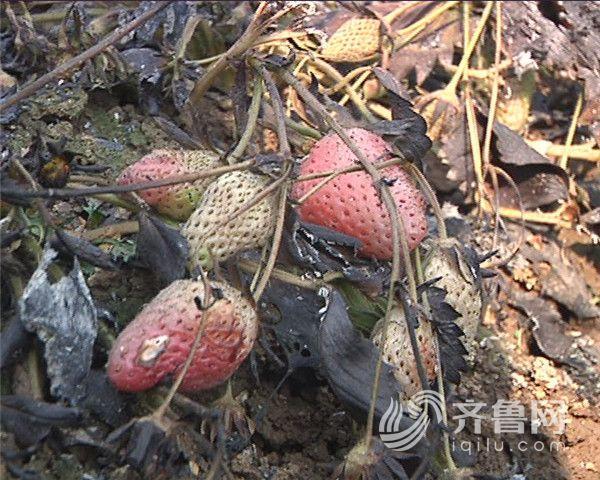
(292, 128, 428, 260)
(117, 149, 221, 221)
(107, 279, 258, 393)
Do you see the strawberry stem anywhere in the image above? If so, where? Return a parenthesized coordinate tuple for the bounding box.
(251, 65, 293, 302)
(404, 162, 448, 240)
(227, 77, 264, 164)
(153, 270, 213, 421)
(277, 68, 422, 453)
(415, 247, 456, 472)
(4, 160, 255, 200)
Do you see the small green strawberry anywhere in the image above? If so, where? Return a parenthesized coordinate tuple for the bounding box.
(182, 171, 276, 270)
(117, 149, 221, 221)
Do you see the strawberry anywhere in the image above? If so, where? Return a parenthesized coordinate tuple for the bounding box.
(292, 128, 428, 260)
(107, 279, 257, 392)
(182, 171, 276, 270)
(423, 240, 483, 362)
(371, 307, 438, 399)
(117, 149, 221, 221)
(321, 18, 381, 63)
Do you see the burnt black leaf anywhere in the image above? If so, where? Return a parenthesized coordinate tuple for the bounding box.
(51, 230, 120, 270)
(283, 210, 387, 295)
(252, 153, 284, 177)
(1, 229, 24, 248)
(136, 212, 189, 285)
(1, 395, 82, 447)
(283, 210, 387, 294)
(107, 417, 210, 475)
(0, 314, 33, 369)
(422, 109, 473, 195)
(372, 67, 410, 100)
(107, 418, 167, 471)
(121, 48, 165, 83)
(124, 2, 210, 48)
(262, 53, 296, 69)
(581, 207, 600, 226)
(426, 286, 468, 385)
(19, 248, 97, 404)
(507, 289, 575, 365)
(255, 276, 323, 372)
(307, 73, 360, 130)
(371, 68, 431, 161)
(581, 177, 600, 208)
(300, 221, 362, 251)
(318, 289, 428, 453)
(0, 177, 32, 207)
(491, 120, 569, 209)
(79, 370, 130, 428)
(125, 419, 167, 471)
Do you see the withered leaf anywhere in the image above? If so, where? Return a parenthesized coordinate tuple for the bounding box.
(519, 243, 600, 320)
(136, 212, 189, 285)
(19, 248, 97, 403)
(507, 289, 575, 365)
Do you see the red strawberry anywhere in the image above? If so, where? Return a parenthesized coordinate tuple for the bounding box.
(292, 128, 427, 260)
(107, 279, 257, 392)
(117, 149, 221, 221)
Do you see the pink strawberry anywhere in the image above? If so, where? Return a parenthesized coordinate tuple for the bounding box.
(292, 128, 427, 260)
(117, 149, 221, 221)
(107, 279, 257, 392)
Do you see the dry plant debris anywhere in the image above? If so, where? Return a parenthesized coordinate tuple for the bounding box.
(1, 2, 599, 479)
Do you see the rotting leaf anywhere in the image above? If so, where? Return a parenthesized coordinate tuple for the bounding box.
(318, 288, 427, 452)
(1, 395, 83, 447)
(19, 248, 97, 404)
(136, 211, 189, 286)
